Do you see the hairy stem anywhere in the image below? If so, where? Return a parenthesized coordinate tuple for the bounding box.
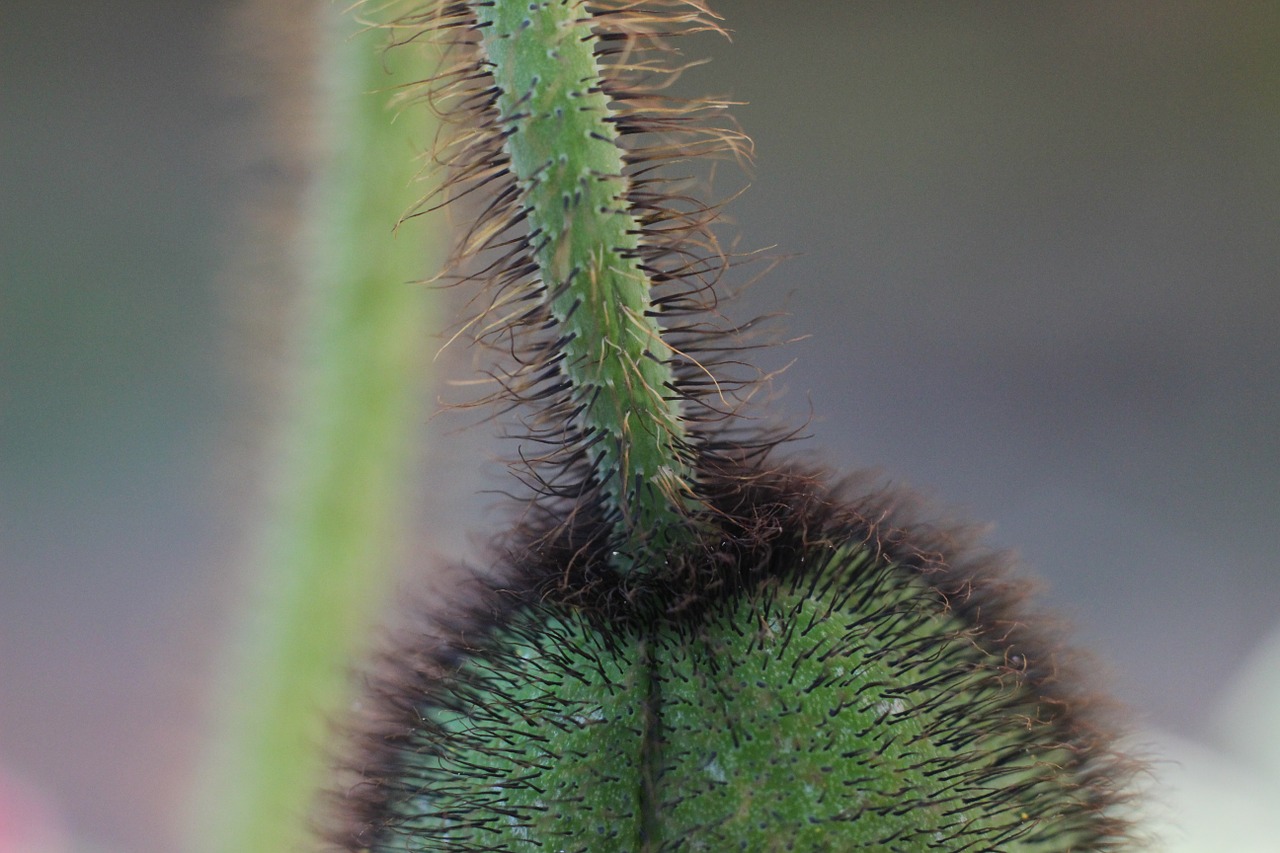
(477, 0, 696, 555)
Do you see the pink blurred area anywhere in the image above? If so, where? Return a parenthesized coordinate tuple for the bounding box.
(0, 767, 68, 853)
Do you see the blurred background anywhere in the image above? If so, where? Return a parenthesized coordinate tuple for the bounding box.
(3, 1, 1277, 850)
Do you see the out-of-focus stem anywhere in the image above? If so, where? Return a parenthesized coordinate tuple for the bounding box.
(188, 6, 440, 851)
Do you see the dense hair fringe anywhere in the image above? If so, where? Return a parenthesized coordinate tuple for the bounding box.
(323, 463, 1142, 850)
(378, 0, 786, 555)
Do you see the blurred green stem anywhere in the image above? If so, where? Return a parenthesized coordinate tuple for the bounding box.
(190, 6, 439, 851)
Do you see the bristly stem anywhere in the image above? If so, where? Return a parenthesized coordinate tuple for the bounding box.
(398, 0, 750, 567)
(475, 0, 696, 558)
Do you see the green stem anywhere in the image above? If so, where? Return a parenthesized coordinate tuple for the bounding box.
(476, 0, 696, 555)
(188, 8, 439, 851)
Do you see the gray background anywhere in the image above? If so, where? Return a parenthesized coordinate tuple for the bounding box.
(4, 2, 1277, 850)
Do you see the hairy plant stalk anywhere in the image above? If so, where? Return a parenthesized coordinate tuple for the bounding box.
(188, 7, 440, 851)
(473, 1, 694, 552)
(397, 0, 753, 570)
